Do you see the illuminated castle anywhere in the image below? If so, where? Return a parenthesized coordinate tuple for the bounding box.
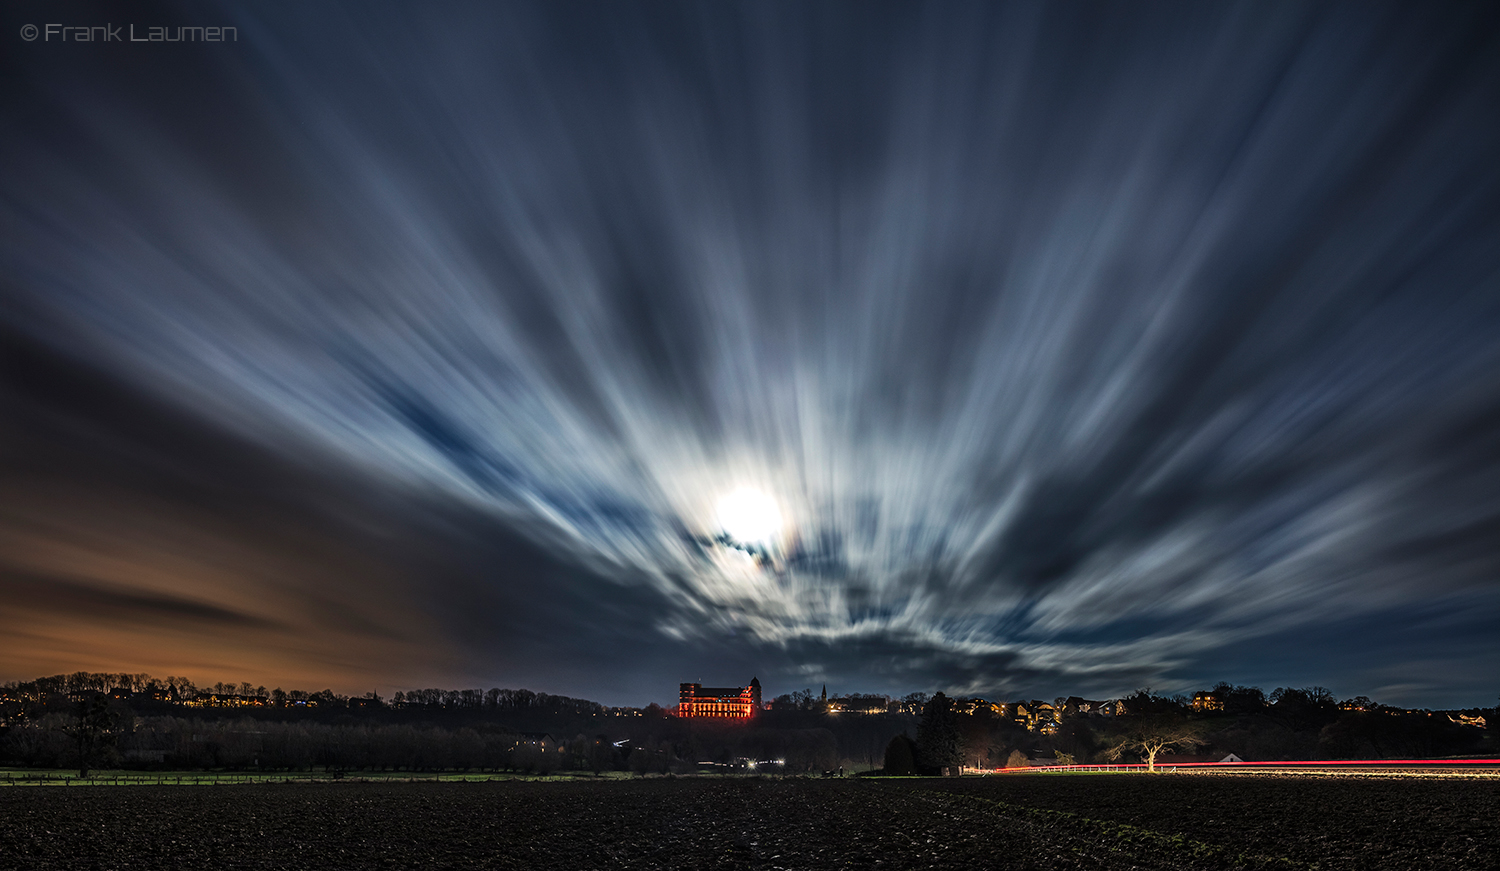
(678, 677, 761, 719)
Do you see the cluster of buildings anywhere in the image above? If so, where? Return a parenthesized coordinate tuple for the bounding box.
(7, 676, 1488, 734)
(180, 693, 275, 709)
(675, 682, 890, 719)
(0, 685, 345, 711)
(675, 679, 1494, 737)
(0, 685, 175, 706)
(987, 698, 1130, 734)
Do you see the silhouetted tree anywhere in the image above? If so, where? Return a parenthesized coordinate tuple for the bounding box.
(627, 744, 666, 775)
(1122, 688, 1188, 716)
(1051, 717, 1097, 762)
(782, 729, 839, 773)
(562, 734, 588, 771)
(1269, 686, 1338, 732)
(62, 695, 119, 777)
(1212, 682, 1268, 714)
(1320, 709, 1480, 759)
(882, 734, 917, 775)
(915, 692, 961, 774)
(587, 735, 615, 774)
(900, 692, 931, 715)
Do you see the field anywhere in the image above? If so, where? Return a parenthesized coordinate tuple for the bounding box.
(0, 768, 631, 786)
(2, 773, 1494, 869)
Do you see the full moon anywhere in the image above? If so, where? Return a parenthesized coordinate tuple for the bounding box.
(715, 488, 784, 545)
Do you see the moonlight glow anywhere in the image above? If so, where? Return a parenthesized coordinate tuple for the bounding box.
(716, 489, 784, 546)
(0, 2, 1497, 710)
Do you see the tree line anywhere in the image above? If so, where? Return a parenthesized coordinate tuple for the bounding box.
(392, 687, 606, 715)
(5, 714, 578, 774)
(0, 712, 865, 777)
(1, 672, 610, 716)
(876, 686, 1496, 775)
(4, 673, 1492, 777)
(0, 671, 902, 776)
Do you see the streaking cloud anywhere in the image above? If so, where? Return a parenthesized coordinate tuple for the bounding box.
(2, 1, 1498, 706)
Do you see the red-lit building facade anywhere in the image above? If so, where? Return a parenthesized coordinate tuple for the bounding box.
(678, 678, 761, 719)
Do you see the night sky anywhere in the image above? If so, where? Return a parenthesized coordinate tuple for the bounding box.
(3, 1, 1499, 709)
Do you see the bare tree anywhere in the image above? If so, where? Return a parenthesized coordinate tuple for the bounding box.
(1101, 715, 1207, 772)
(61, 695, 119, 778)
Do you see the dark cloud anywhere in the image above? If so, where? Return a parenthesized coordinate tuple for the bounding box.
(0, 570, 277, 629)
(2, 1, 1499, 706)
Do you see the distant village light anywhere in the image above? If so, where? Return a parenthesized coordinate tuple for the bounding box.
(1192, 691, 1224, 713)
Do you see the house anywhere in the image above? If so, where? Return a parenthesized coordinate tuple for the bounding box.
(516, 732, 562, 755)
(950, 697, 1003, 717)
(1061, 697, 1106, 716)
(829, 694, 890, 715)
(1011, 700, 1060, 733)
(1191, 691, 1224, 712)
(1157, 753, 1245, 765)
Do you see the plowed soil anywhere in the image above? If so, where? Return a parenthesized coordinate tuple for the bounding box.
(921, 772, 1498, 870)
(1, 775, 1492, 869)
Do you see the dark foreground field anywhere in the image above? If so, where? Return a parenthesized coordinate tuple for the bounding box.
(2, 774, 1495, 870)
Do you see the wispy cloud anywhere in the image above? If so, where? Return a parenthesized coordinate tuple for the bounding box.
(2, 1, 1498, 706)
